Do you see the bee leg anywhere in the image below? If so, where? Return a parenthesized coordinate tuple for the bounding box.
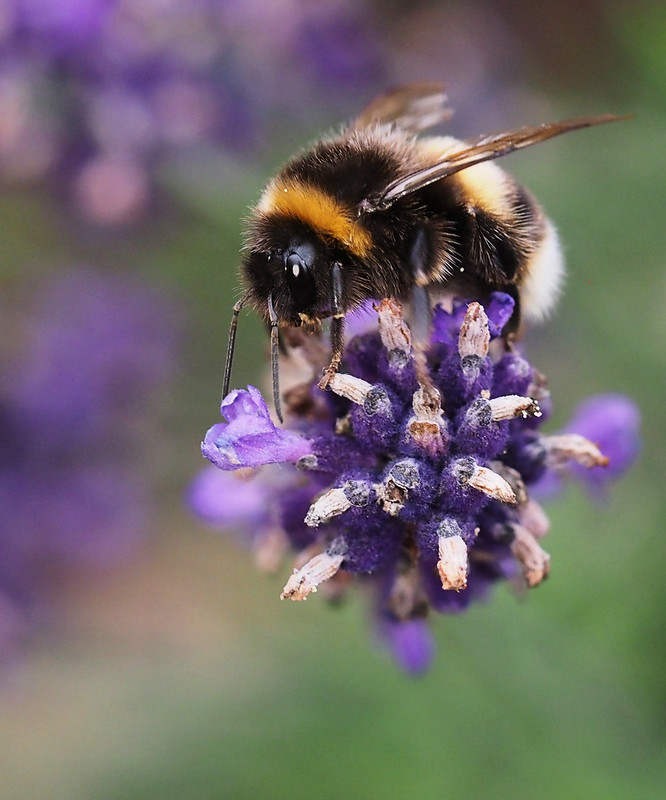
(222, 288, 252, 402)
(277, 327, 289, 356)
(267, 291, 283, 423)
(409, 281, 431, 352)
(318, 315, 345, 390)
(318, 261, 345, 391)
(408, 227, 436, 390)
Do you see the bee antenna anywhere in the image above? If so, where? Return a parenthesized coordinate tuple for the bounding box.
(267, 291, 283, 423)
(222, 289, 251, 404)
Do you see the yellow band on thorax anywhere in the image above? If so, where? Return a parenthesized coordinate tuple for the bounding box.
(259, 179, 373, 258)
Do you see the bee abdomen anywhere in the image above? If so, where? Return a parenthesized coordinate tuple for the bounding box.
(442, 166, 542, 284)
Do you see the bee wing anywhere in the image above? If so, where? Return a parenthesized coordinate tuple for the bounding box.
(364, 114, 624, 212)
(352, 83, 453, 134)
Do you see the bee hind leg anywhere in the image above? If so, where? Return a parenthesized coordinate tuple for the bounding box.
(408, 226, 437, 391)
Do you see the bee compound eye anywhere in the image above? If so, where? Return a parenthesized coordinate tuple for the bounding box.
(285, 252, 317, 309)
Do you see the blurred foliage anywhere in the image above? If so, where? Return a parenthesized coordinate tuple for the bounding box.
(1, 1, 665, 799)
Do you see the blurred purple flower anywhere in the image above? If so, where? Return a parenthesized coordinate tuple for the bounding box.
(192, 293, 639, 673)
(0, 0, 385, 224)
(0, 267, 180, 662)
(12, 0, 113, 50)
(297, 4, 383, 88)
(565, 394, 640, 480)
(379, 617, 435, 677)
(189, 466, 269, 530)
(533, 393, 640, 501)
(8, 269, 178, 442)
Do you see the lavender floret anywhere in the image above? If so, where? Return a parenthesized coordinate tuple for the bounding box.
(201, 386, 312, 470)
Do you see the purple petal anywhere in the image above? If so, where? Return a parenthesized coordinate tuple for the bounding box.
(221, 385, 272, 424)
(485, 293, 516, 337)
(431, 302, 468, 347)
(431, 292, 515, 346)
(566, 394, 640, 474)
(201, 386, 313, 470)
(565, 393, 641, 496)
(344, 299, 378, 338)
(381, 617, 435, 676)
(188, 466, 268, 528)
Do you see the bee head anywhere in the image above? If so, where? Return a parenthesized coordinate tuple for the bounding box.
(243, 219, 347, 326)
(282, 240, 319, 322)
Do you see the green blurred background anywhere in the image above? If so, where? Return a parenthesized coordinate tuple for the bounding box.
(1, 2, 665, 798)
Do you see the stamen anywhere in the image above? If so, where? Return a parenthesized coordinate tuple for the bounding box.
(376, 297, 412, 356)
(407, 385, 447, 454)
(305, 480, 372, 527)
(437, 533, 469, 591)
(376, 477, 408, 516)
(296, 454, 319, 470)
(304, 488, 352, 527)
(541, 434, 609, 468)
(280, 550, 346, 600)
(488, 394, 541, 421)
(509, 524, 551, 587)
(487, 461, 527, 504)
(253, 526, 288, 573)
(326, 372, 373, 405)
(453, 458, 517, 504)
(377, 460, 421, 516)
(458, 302, 490, 359)
(518, 498, 551, 540)
(388, 564, 428, 620)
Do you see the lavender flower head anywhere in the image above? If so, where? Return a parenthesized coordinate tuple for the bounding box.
(193, 294, 639, 674)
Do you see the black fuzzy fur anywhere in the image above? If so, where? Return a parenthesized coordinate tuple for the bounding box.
(242, 125, 544, 331)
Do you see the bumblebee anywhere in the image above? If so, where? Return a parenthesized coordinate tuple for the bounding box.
(224, 84, 619, 420)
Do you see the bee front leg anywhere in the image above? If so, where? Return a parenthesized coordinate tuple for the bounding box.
(267, 291, 284, 423)
(318, 261, 345, 391)
(318, 314, 345, 391)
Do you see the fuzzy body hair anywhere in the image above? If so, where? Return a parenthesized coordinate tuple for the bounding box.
(242, 122, 560, 331)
